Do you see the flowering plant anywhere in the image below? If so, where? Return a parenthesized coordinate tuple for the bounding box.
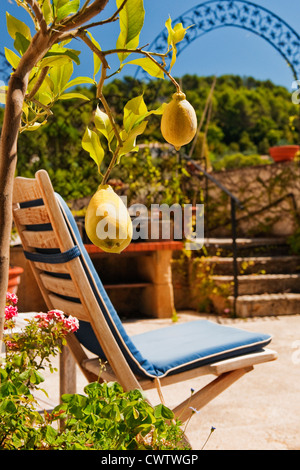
(3, 293, 79, 386)
(0, 294, 188, 450)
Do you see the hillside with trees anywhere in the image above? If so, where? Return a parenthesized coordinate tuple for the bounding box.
(1, 74, 298, 201)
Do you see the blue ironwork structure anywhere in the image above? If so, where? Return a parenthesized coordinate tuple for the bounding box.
(136, 0, 300, 81)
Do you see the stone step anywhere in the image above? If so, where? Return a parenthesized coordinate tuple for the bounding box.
(203, 237, 287, 247)
(230, 293, 300, 317)
(202, 256, 300, 275)
(199, 237, 289, 256)
(213, 273, 300, 295)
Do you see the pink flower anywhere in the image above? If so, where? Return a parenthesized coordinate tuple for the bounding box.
(6, 292, 18, 305)
(34, 312, 50, 327)
(47, 309, 65, 322)
(5, 304, 18, 320)
(63, 315, 79, 333)
(5, 341, 18, 350)
(34, 310, 79, 334)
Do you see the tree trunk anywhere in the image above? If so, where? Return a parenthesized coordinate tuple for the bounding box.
(0, 31, 50, 347)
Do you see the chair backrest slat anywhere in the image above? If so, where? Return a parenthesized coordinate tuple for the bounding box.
(22, 230, 60, 249)
(40, 273, 79, 299)
(33, 261, 70, 274)
(48, 294, 90, 322)
(13, 177, 43, 204)
(13, 205, 50, 226)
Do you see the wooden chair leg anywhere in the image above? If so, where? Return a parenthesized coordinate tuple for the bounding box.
(172, 367, 253, 423)
(59, 344, 77, 397)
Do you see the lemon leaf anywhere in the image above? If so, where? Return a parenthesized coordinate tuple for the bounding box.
(86, 31, 102, 80)
(123, 95, 147, 132)
(94, 107, 114, 145)
(165, 17, 192, 71)
(40, 0, 53, 25)
(6, 12, 32, 40)
(4, 48, 21, 70)
(49, 61, 73, 95)
(118, 120, 147, 161)
(56, 0, 80, 22)
(14, 32, 30, 56)
(116, 0, 145, 63)
(58, 92, 90, 101)
(82, 127, 104, 173)
(125, 57, 164, 79)
(62, 76, 95, 91)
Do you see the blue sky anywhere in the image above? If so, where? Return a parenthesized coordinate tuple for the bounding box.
(1, 0, 300, 90)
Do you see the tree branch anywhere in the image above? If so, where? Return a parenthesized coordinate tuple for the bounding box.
(104, 48, 181, 92)
(77, 0, 129, 31)
(26, 0, 48, 34)
(78, 30, 109, 69)
(26, 66, 49, 100)
(50, 0, 109, 43)
(79, 33, 122, 145)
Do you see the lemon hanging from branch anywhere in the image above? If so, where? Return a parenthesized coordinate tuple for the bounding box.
(161, 91, 197, 151)
(85, 185, 133, 254)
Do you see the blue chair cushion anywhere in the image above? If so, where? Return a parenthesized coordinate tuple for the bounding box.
(54, 194, 272, 379)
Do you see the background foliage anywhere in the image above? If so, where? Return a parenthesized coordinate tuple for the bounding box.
(0, 73, 298, 201)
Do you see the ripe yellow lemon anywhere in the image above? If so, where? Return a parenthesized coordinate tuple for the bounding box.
(85, 185, 132, 254)
(161, 91, 197, 150)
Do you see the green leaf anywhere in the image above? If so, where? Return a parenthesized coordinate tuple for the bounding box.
(165, 17, 192, 71)
(56, 0, 80, 22)
(116, 0, 145, 63)
(125, 57, 164, 79)
(39, 55, 72, 69)
(45, 425, 58, 445)
(86, 31, 102, 79)
(154, 403, 174, 420)
(6, 12, 32, 40)
(29, 369, 45, 385)
(58, 92, 90, 101)
(53, 0, 69, 7)
(49, 61, 73, 95)
(22, 122, 45, 132)
(44, 49, 81, 66)
(173, 22, 191, 44)
(82, 127, 104, 173)
(123, 95, 147, 132)
(118, 120, 147, 160)
(62, 76, 95, 91)
(40, 0, 53, 25)
(4, 48, 20, 69)
(94, 107, 114, 144)
(123, 95, 164, 133)
(14, 32, 30, 55)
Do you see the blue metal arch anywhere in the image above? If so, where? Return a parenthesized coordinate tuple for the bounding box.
(136, 0, 300, 81)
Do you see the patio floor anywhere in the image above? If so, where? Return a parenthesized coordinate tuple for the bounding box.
(29, 311, 300, 450)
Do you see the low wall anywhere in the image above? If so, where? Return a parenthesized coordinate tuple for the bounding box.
(197, 160, 300, 237)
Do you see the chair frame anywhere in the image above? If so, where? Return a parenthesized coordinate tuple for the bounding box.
(12, 170, 277, 424)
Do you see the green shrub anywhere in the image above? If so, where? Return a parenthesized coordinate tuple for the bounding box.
(212, 153, 271, 171)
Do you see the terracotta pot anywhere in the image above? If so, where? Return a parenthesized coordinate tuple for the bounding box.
(8, 266, 24, 294)
(269, 145, 300, 162)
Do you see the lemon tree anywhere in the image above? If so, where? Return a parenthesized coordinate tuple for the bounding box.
(0, 0, 196, 344)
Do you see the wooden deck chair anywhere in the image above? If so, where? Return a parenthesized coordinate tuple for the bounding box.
(12, 170, 277, 425)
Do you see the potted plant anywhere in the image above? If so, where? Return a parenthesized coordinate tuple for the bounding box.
(269, 140, 300, 162)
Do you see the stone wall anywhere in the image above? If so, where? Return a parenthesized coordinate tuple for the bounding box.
(198, 160, 300, 237)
